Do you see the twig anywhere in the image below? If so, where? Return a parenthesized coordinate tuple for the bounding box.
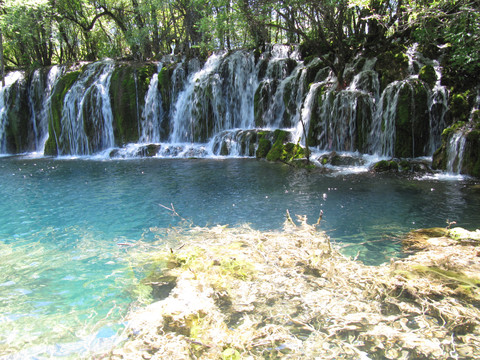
(314, 210, 324, 227)
(159, 202, 187, 221)
(285, 209, 296, 227)
(185, 337, 212, 348)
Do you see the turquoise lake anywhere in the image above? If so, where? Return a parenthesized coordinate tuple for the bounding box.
(1, 156, 479, 358)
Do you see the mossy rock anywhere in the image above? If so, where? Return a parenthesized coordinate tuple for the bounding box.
(256, 135, 272, 159)
(304, 58, 326, 87)
(373, 160, 398, 172)
(44, 70, 81, 155)
(462, 129, 480, 177)
(254, 81, 271, 128)
(238, 130, 258, 157)
(432, 124, 480, 177)
(265, 130, 289, 161)
(306, 86, 329, 148)
(264, 130, 304, 163)
(138, 144, 161, 157)
(283, 143, 305, 162)
(399, 159, 411, 171)
(4, 78, 30, 153)
(432, 143, 447, 171)
(109, 63, 156, 145)
(375, 48, 409, 91)
(393, 80, 430, 158)
(449, 93, 470, 122)
(418, 65, 437, 88)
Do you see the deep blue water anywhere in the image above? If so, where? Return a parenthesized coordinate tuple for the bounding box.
(1, 156, 479, 358)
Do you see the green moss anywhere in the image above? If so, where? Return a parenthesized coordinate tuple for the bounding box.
(157, 65, 173, 114)
(256, 133, 271, 159)
(304, 58, 326, 87)
(266, 130, 289, 162)
(375, 48, 409, 91)
(418, 65, 437, 88)
(373, 160, 398, 172)
(261, 129, 306, 163)
(399, 160, 411, 171)
(462, 129, 480, 177)
(109, 63, 155, 145)
(394, 80, 430, 157)
(449, 92, 470, 122)
(282, 142, 305, 162)
(254, 82, 269, 128)
(4, 79, 30, 153)
(44, 70, 81, 155)
(306, 87, 326, 148)
(432, 143, 447, 170)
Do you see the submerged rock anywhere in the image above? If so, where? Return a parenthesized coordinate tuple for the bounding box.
(318, 151, 366, 167)
(100, 219, 480, 359)
(372, 159, 399, 172)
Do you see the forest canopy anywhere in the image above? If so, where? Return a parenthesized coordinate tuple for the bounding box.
(0, 0, 479, 82)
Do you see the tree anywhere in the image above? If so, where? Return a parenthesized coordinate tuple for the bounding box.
(0, 0, 4, 86)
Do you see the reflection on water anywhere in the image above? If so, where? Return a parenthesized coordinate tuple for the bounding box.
(0, 157, 479, 358)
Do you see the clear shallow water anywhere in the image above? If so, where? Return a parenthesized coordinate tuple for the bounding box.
(1, 157, 480, 358)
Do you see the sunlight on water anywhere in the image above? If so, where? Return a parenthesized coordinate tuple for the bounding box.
(0, 227, 133, 358)
(0, 157, 479, 358)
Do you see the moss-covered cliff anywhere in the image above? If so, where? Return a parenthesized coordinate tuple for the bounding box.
(109, 63, 156, 146)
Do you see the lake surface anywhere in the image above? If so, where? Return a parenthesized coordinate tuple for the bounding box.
(1, 156, 479, 358)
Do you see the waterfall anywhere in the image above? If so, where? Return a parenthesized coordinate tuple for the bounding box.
(169, 51, 258, 144)
(57, 61, 115, 155)
(0, 71, 24, 153)
(446, 131, 466, 174)
(306, 58, 377, 153)
(426, 63, 448, 155)
(0, 47, 459, 163)
(370, 81, 401, 156)
(295, 82, 323, 144)
(28, 66, 65, 153)
(140, 62, 163, 143)
(28, 69, 44, 151)
(219, 51, 258, 130)
(169, 53, 225, 143)
(255, 51, 307, 129)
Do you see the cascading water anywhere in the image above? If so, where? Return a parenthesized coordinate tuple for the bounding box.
(446, 131, 467, 174)
(0, 71, 24, 153)
(140, 62, 164, 143)
(28, 66, 65, 153)
(55, 61, 115, 155)
(426, 61, 448, 155)
(169, 50, 260, 154)
(306, 57, 378, 153)
(169, 53, 225, 143)
(0, 45, 456, 165)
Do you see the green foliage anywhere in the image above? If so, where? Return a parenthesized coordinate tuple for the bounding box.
(449, 93, 470, 122)
(0, 0, 478, 102)
(411, 0, 480, 89)
(418, 65, 437, 88)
